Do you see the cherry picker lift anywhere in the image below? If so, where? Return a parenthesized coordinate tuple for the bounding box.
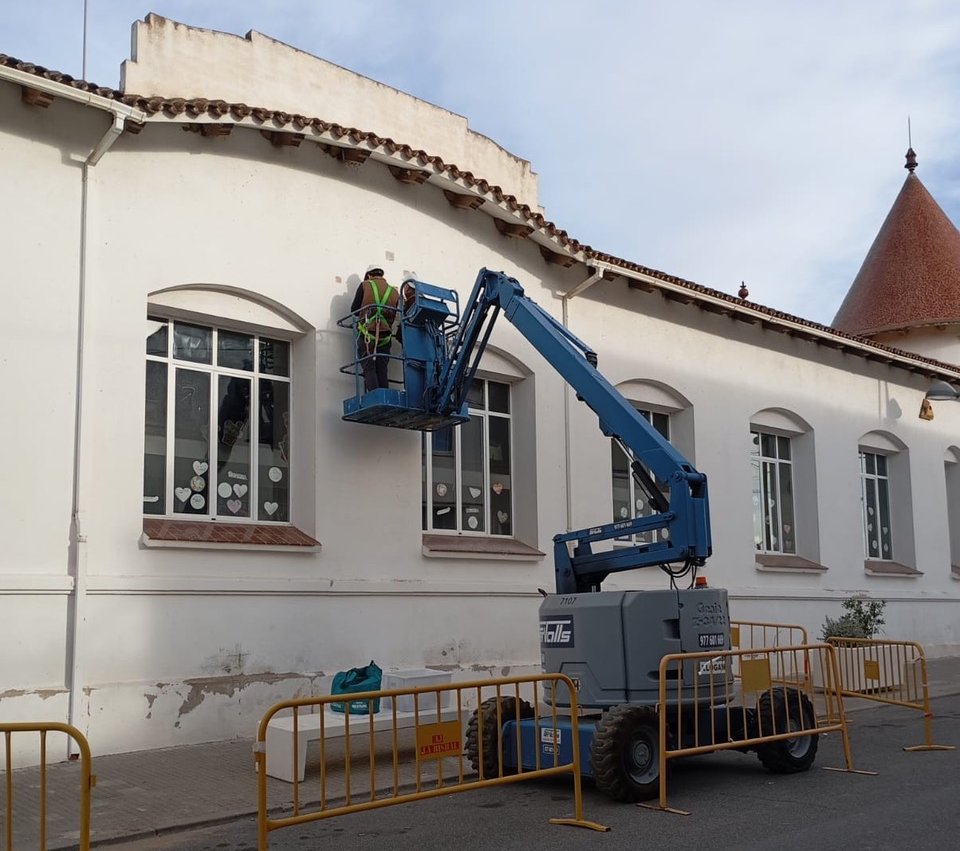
(339, 269, 817, 801)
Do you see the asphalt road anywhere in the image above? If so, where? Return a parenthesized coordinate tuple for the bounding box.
(115, 695, 960, 850)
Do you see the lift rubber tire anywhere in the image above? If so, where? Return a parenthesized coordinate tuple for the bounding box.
(465, 696, 534, 780)
(755, 687, 818, 773)
(590, 704, 661, 802)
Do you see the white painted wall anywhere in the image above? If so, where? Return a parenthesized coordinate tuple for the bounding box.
(121, 14, 541, 211)
(2, 61, 960, 763)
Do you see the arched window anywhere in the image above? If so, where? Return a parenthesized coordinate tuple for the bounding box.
(858, 430, 917, 573)
(142, 285, 311, 530)
(610, 381, 694, 545)
(749, 408, 822, 569)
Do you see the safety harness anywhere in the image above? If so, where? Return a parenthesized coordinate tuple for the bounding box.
(357, 279, 397, 346)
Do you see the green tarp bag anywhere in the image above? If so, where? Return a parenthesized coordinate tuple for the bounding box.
(330, 660, 383, 714)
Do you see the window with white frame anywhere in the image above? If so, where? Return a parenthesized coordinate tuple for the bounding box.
(611, 408, 670, 543)
(422, 378, 512, 536)
(143, 317, 291, 522)
(750, 430, 796, 554)
(859, 450, 892, 560)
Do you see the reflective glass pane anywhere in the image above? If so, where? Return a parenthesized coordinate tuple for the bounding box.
(864, 452, 876, 475)
(218, 331, 254, 371)
(146, 318, 168, 356)
(751, 458, 763, 550)
(612, 442, 631, 523)
(488, 381, 510, 414)
(461, 415, 485, 532)
(260, 338, 290, 377)
(762, 461, 778, 550)
(173, 323, 212, 364)
(258, 379, 290, 522)
(174, 369, 210, 515)
(650, 411, 670, 440)
(217, 375, 251, 517)
(778, 436, 791, 460)
(878, 478, 892, 558)
(876, 454, 888, 477)
(431, 427, 456, 530)
(422, 435, 429, 530)
(864, 479, 879, 558)
(466, 380, 485, 409)
(489, 416, 511, 536)
(143, 361, 167, 515)
(761, 432, 777, 458)
(778, 463, 795, 553)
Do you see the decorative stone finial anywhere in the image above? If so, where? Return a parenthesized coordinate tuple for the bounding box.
(905, 147, 918, 173)
(738, 281, 749, 299)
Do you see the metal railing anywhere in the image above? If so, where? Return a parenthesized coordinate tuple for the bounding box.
(731, 620, 812, 693)
(1, 722, 95, 851)
(254, 675, 608, 849)
(823, 637, 955, 751)
(647, 643, 870, 814)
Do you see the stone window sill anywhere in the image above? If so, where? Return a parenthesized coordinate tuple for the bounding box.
(755, 554, 827, 573)
(142, 519, 321, 552)
(422, 534, 545, 561)
(864, 559, 922, 577)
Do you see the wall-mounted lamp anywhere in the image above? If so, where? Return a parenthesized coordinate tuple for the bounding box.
(920, 380, 960, 420)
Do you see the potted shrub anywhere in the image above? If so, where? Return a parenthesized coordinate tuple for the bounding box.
(820, 596, 891, 693)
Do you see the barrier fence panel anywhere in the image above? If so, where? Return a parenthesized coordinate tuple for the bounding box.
(0, 722, 95, 851)
(254, 674, 608, 850)
(731, 621, 811, 692)
(824, 637, 955, 752)
(648, 643, 870, 815)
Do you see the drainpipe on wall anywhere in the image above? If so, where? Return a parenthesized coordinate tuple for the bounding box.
(66, 107, 136, 756)
(559, 268, 603, 535)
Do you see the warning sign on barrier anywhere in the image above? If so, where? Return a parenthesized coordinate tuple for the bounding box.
(416, 720, 462, 760)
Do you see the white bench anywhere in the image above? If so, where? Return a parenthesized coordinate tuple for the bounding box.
(265, 706, 461, 782)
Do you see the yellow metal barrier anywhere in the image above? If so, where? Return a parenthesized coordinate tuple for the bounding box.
(254, 674, 608, 849)
(647, 643, 871, 815)
(731, 620, 812, 692)
(824, 637, 955, 752)
(1, 722, 95, 851)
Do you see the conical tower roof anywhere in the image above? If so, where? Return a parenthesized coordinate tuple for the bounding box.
(833, 150, 960, 337)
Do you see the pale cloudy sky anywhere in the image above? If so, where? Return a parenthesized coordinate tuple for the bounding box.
(3, 1, 959, 325)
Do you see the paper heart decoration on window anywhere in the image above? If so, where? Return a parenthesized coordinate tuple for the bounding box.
(193, 461, 209, 475)
(227, 499, 242, 514)
(263, 501, 278, 516)
(497, 511, 509, 523)
(233, 484, 248, 497)
(468, 487, 481, 498)
(175, 487, 191, 503)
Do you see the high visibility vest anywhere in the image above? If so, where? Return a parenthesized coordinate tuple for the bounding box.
(357, 279, 397, 345)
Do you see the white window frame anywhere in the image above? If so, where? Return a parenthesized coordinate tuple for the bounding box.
(859, 449, 893, 561)
(750, 429, 797, 555)
(612, 407, 670, 545)
(422, 378, 513, 537)
(144, 317, 292, 523)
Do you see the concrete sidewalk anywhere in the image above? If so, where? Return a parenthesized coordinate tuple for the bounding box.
(7, 655, 960, 849)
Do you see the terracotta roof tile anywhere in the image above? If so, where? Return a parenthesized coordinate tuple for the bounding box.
(4, 53, 960, 381)
(833, 171, 960, 336)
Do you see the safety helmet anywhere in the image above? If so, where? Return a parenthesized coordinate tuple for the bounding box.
(365, 264, 385, 277)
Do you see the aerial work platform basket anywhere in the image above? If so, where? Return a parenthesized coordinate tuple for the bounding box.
(339, 279, 470, 431)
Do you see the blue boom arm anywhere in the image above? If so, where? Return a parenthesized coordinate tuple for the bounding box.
(432, 269, 712, 594)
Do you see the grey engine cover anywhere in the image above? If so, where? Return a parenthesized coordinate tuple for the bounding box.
(538, 587, 731, 708)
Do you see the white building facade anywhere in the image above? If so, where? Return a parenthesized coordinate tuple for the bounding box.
(2, 15, 959, 759)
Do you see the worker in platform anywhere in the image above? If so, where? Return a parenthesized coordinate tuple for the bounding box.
(351, 265, 400, 392)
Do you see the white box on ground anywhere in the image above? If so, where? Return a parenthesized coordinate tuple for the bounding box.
(382, 668, 453, 712)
